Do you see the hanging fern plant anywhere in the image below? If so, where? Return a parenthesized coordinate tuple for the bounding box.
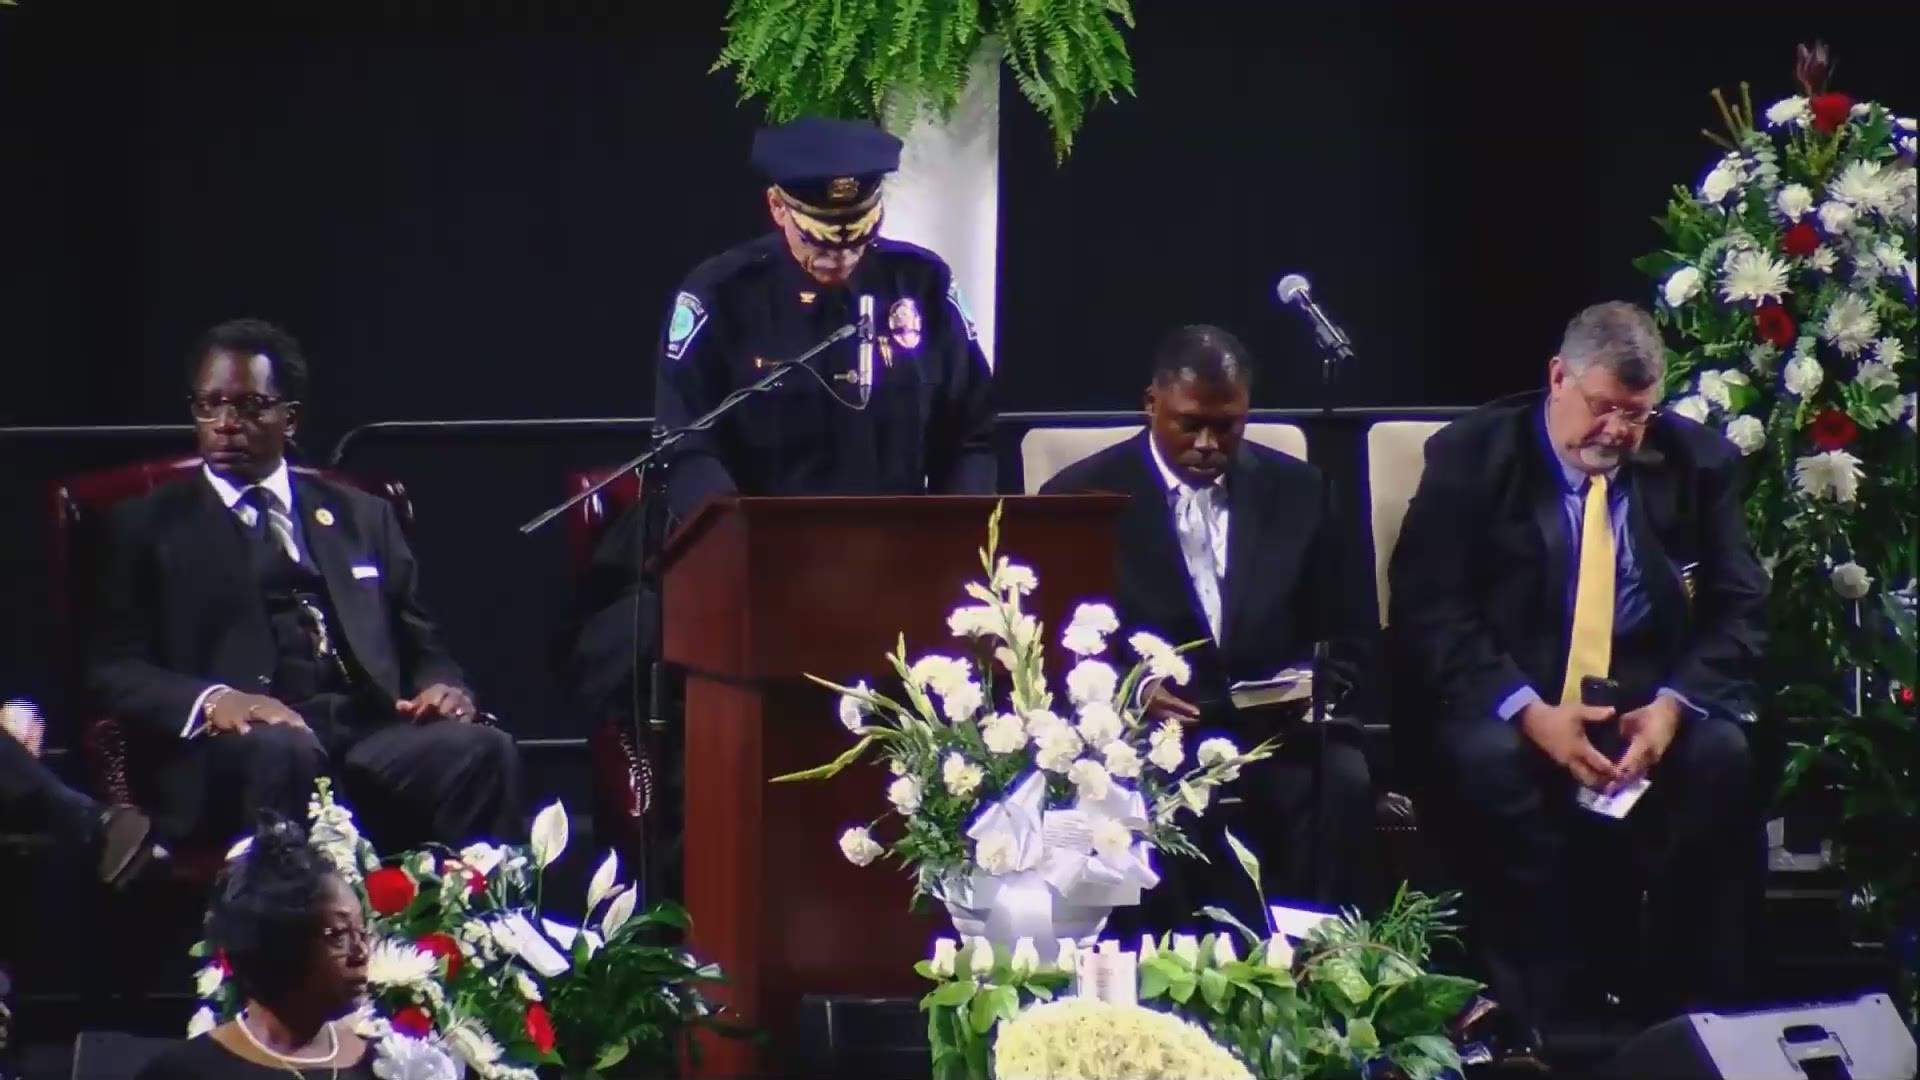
(712, 0, 1136, 160)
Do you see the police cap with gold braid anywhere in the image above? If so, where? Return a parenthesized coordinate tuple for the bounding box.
(751, 116, 903, 251)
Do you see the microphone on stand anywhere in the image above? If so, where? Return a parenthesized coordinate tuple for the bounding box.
(1275, 274, 1354, 363)
(856, 294, 876, 405)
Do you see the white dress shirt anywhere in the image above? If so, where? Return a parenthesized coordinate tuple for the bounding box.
(1146, 436, 1229, 641)
(183, 459, 301, 736)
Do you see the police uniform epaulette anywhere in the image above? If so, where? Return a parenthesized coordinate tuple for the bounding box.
(680, 236, 784, 295)
(863, 236, 952, 272)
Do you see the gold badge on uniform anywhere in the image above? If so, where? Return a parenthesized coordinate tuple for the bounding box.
(314, 508, 335, 526)
(888, 298, 923, 351)
(877, 336, 894, 368)
(1680, 561, 1698, 603)
(798, 291, 816, 305)
(827, 176, 859, 203)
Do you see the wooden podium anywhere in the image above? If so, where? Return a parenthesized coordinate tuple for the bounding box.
(661, 494, 1124, 1077)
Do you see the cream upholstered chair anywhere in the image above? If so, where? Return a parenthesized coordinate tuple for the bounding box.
(1020, 422, 1308, 494)
(1365, 420, 1449, 628)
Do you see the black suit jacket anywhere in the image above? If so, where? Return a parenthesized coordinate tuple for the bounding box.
(1386, 392, 1767, 727)
(85, 468, 466, 741)
(1040, 432, 1353, 723)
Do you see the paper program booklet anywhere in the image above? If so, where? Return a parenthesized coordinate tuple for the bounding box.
(1230, 668, 1312, 710)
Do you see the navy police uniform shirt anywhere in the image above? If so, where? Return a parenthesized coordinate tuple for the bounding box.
(653, 233, 997, 520)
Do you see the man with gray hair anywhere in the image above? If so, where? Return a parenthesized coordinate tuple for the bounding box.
(1387, 300, 1768, 1038)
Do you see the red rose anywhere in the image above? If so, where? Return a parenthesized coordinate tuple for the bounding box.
(365, 868, 416, 916)
(1782, 221, 1820, 258)
(215, 950, 232, 976)
(524, 1003, 556, 1054)
(1810, 92, 1852, 133)
(393, 1005, 432, 1037)
(1755, 302, 1796, 347)
(1810, 409, 1858, 450)
(416, 931, 462, 981)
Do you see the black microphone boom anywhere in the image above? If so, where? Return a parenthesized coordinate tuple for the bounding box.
(1275, 273, 1354, 363)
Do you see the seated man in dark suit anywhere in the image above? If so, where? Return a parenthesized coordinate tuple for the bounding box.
(1388, 301, 1767, 1033)
(1, 701, 154, 885)
(85, 319, 523, 851)
(1041, 325, 1375, 928)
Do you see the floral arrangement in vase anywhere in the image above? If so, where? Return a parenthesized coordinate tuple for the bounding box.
(779, 502, 1276, 945)
(1633, 40, 1917, 1017)
(187, 781, 741, 1079)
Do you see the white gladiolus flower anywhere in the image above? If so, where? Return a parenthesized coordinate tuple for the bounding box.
(1776, 183, 1815, 220)
(1697, 368, 1749, 411)
(586, 851, 620, 915)
(1819, 200, 1857, 236)
(1102, 740, 1143, 779)
(947, 605, 999, 639)
(1092, 818, 1133, 861)
(1264, 935, 1295, 970)
(1795, 450, 1865, 504)
(1054, 938, 1079, 971)
(1068, 758, 1114, 802)
(1066, 659, 1119, 706)
(1831, 562, 1874, 600)
(186, 1007, 218, 1038)
(1670, 395, 1711, 423)
(367, 941, 439, 989)
(1662, 266, 1703, 307)
(1006, 613, 1040, 651)
(1011, 938, 1041, 976)
(1148, 720, 1184, 772)
(970, 937, 996, 976)
(1180, 780, 1212, 814)
(887, 775, 923, 815)
(838, 827, 884, 867)
(1784, 354, 1825, 397)
(1197, 737, 1239, 769)
(1212, 935, 1238, 966)
(1720, 249, 1791, 304)
(1075, 701, 1124, 748)
(529, 801, 569, 869)
(1171, 934, 1201, 966)
(514, 970, 542, 1001)
(1128, 632, 1191, 686)
(1875, 336, 1908, 368)
(194, 963, 223, 998)
(930, 938, 959, 978)
(1821, 294, 1880, 356)
(941, 753, 984, 798)
(981, 712, 1029, 755)
(977, 831, 1019, 874)
(1765, 96, 1810, 128)
(1855, 361, 1900, 393)
(1724, 415, 1767, 455)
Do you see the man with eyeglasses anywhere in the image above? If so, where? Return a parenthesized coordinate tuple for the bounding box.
(84, 319, 522, 853)
(1387, 301, 1768, 1040)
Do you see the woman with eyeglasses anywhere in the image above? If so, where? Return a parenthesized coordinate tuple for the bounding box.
(136, 816, 375, 1079)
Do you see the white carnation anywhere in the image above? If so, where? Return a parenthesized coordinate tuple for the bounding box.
(938, 679, 985, 724)
(838, 827, 884, 867)
(1147, 720, 1184, 772)
(194, 963, 224, 998)
(1128, 632, 1191, 686)
(1830, 562, 1874, 601)
(1670, 394, 1711, 423)
(1818, 200, 1857, 236)
(1699, 157, 1746, 204)
(1067, 758, 1114, 801)
(1091, 819, 1133, 861)
(1066, 659, 1119, 706)
(908, 655, 973, 698)
(1776, 183, 1814, 220)
(991, 558, 1038, 597)
(1697, 368, 1749, 411)
(186, 1007, 218, 1038)
(838, 681, 872, 734)
(1023, 709, 1071, 741)
(981, 712, 1029, 755)
(1061, 603, 1119, 657)
(1196, 737, 1239, 769)
(1662, 265, 1703, 307)
(1035, 728, 1085, 774)
(1821, 294, 1880, 356)
(1783, 354, 1825, 397)
(1102, 740, 1143, 779)
(947, 605, 1000, 639)
(1075, 701, 1125, 748)
(887, 775, 923, 815)
(977, 832, 1018, 875)
(1765, 96, 1810, 128)
(1724, 415, 1767, 456)
(941, 752, 984, 799)
(1795, 450, 1865, 504)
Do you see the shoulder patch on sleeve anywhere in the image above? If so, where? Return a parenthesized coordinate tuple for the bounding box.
(945, 281, 978, 343)
(665, 291, 709, 362)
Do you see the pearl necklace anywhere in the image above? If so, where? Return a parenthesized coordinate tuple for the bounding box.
(236, 1009, 340, 1077)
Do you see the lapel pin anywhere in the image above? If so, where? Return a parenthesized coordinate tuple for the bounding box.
(314, 508, 335, 527)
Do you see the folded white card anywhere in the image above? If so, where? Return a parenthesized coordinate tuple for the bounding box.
(1576, 778, 1651, 819)
(351, 564, 380, 580)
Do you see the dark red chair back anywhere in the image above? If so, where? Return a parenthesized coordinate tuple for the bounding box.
(561, 466, 641, 578)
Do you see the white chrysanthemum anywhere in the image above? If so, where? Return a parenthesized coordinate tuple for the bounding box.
(186, 1007, 218, 1038)
(1819, 200, 1858, 237)
(947, 604, 999, 639)
(838, 681, 872, 734)
(1196, 737, 1240, 769)
(1855, 361, 1900, 393)
(1147, 720, 1184, 772)
(1830, 160, 1898, 215)
(993, 998, 1253, 1080)
(1091, 818, 1133, 861)
(1670, 394, 1711, 423)
(1766, 96, 1810, 128)
(1720, 249, 1791, 303)
(1697, 368, 1749, 411)
(1128, 632, 1191, 686)
(1810, 246, 1839, 275)
(887, 775, 923, 815)
(1784, 353, 1825, 397)
(1699, 156, 1747, 204)
(1075, 701, 1125, 748)
(981, 712, 1029, 755)
(1724, 415, 1767, 456)
(1747, 342, 1781, 375)
(1067, 758, 1113, 801)
(371, 1034, 465, 1080)
(1066, 659, 1119, 706)
(1821, 294, 1880, 356)
(1776, 183, 1815, 221)
(1795, 450, 1865, 504)
(1102, 740, 1142, 779)
(1662, 266, 1703, 307)
(838, 827, 883, 867)
(941, 752, 984, 798)
(1034, 729, 1085, 774)
(367, 941, 439, 989)
(977, 832, 1018, 875)
(444, 1020, 504, 1069)
(1831, 562, 1874, 601)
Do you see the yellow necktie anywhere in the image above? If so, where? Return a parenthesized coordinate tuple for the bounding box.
(1559, 474, 1614, 705)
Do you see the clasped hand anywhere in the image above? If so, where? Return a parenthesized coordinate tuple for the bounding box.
(1519, 696, 1679, 793)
